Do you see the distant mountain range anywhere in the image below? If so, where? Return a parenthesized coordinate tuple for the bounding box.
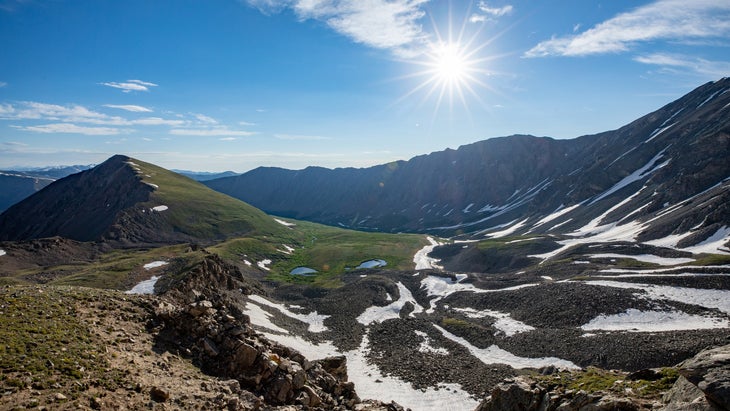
(205, 78, 730, 252)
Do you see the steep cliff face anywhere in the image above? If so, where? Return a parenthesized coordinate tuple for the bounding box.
(205, 79, 730, 248)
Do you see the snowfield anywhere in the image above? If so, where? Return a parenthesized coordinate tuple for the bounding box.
(587, 280, 730, 314)
(434, 324, 578, 370)
(581, 309, 729, 332)
(588, 253, 694, 266)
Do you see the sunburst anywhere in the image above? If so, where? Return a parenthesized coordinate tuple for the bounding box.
(396, 5, 499, 117)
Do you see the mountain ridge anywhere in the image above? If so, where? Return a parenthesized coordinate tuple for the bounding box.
(0, 155, 286, 245)
(204, 78, 730, 252)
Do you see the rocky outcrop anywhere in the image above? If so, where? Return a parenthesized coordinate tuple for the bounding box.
(662, 344, 730, 410)
(149, 253, 386, 409)
(474, 376, 641, 411)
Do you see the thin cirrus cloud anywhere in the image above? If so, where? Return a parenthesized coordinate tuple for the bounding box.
(245, 0, 430, 56)
(274, 133, 331, 141)
(169, 127, 256, 137)
(100, 79, 158, 93)
(0, 101, 185, 127)
(469, 1, 513, 23)
(103, 104, 153, 113)
(525, 0, 730, 58)
(12, 123, 126, 136)
(634, 53, 730, 78)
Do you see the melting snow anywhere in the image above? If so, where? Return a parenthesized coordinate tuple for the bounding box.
(484, 218, 529, 238)
(126, 276, 160, 295)
(274, 218, 295, 227)
(413, 236, 443, 270)
(257, 259, 272, 271)
(144, 182, 159, 189)
(248, 329, 480, 411)
(531, 204, 581, 230)
(415, 330, 450, 355)
(248, 295, 330, 333)
(452, 307, 535, 337)
(243, 301, 291, 334)
(143, 260, 168, 270)
(587, 280, 730, 314)
(589, 149, 670, 204)
(462, 203, 474, 213)
(588, 253, 694, 266)
(645, 122, 676, 143)
(581, 309, 729, 332)
(682, 226, 730, 254)
(421, 276, 539, 313)
(434, 324, 578, 369)
(151, 205, 168, 212)
(357, 282, 424, 325)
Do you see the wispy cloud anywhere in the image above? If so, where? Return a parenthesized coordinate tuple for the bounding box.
(3, 141, 28, 146)
(274, 133, 331, 141)
(103, 104, 153, 112)
(525, 0, 730, 58)
(0, 81, 7, 88)
(634, 53, 730, 78)
(193, 113, 218, 124)
(0, 101, 185, 127)
(470, 1, 513, 23)
(245, 0, 429, 55)
(101, 79, 158, 93)
(170, 127, 256, 137)
(12, 123, 126, 135)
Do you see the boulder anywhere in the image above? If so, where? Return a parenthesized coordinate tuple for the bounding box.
(678, 344, 730, 410)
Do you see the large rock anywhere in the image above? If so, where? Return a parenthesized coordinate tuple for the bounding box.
(672, 344, 730, 410)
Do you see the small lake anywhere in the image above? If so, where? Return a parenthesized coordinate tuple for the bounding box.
(357, 259, 387, 269)
(290, 267, 317, 276)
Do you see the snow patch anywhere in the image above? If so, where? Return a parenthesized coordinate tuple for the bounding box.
(357, 282, 424, 325)
(415, 330, 450, 355)
(581, 309, 729, 332)
(126, 276, 160, 295)
(0, 249, 5, 257)
(150, 205, 168, 212)
(589, 149, 669, 205)
(143, 260, 168, 270)
(257, 259, 272, 271)
(484, 218, 529, 238)
(413, 236, 443, 270)
(452, 307, 535, 337)
(532, 204, 580, 229)
(462, 203, 474, 213)
(434, 324, 578, 369)
(274, 218, 295, 227)
(588, 253, 694, 266)
(248, 295, 330, 333)
(587, 280, 730, 314)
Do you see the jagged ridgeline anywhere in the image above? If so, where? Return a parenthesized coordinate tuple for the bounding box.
(0, 155, 287, 245)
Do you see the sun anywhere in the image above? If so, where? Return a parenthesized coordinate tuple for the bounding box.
(431, 42, 470, 84)
(394, 5, 500, 118)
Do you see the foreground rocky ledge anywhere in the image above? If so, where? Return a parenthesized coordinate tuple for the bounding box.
(476, 344, 730, 411)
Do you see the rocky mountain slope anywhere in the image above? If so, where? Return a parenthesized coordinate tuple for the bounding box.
(0, 155, 286, 245)
(205, 78, 730, 252)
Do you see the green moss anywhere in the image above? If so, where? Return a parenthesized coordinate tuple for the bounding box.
(534, 367, 679, 400)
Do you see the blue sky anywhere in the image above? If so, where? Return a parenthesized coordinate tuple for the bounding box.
(1, 0, 728, 171)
